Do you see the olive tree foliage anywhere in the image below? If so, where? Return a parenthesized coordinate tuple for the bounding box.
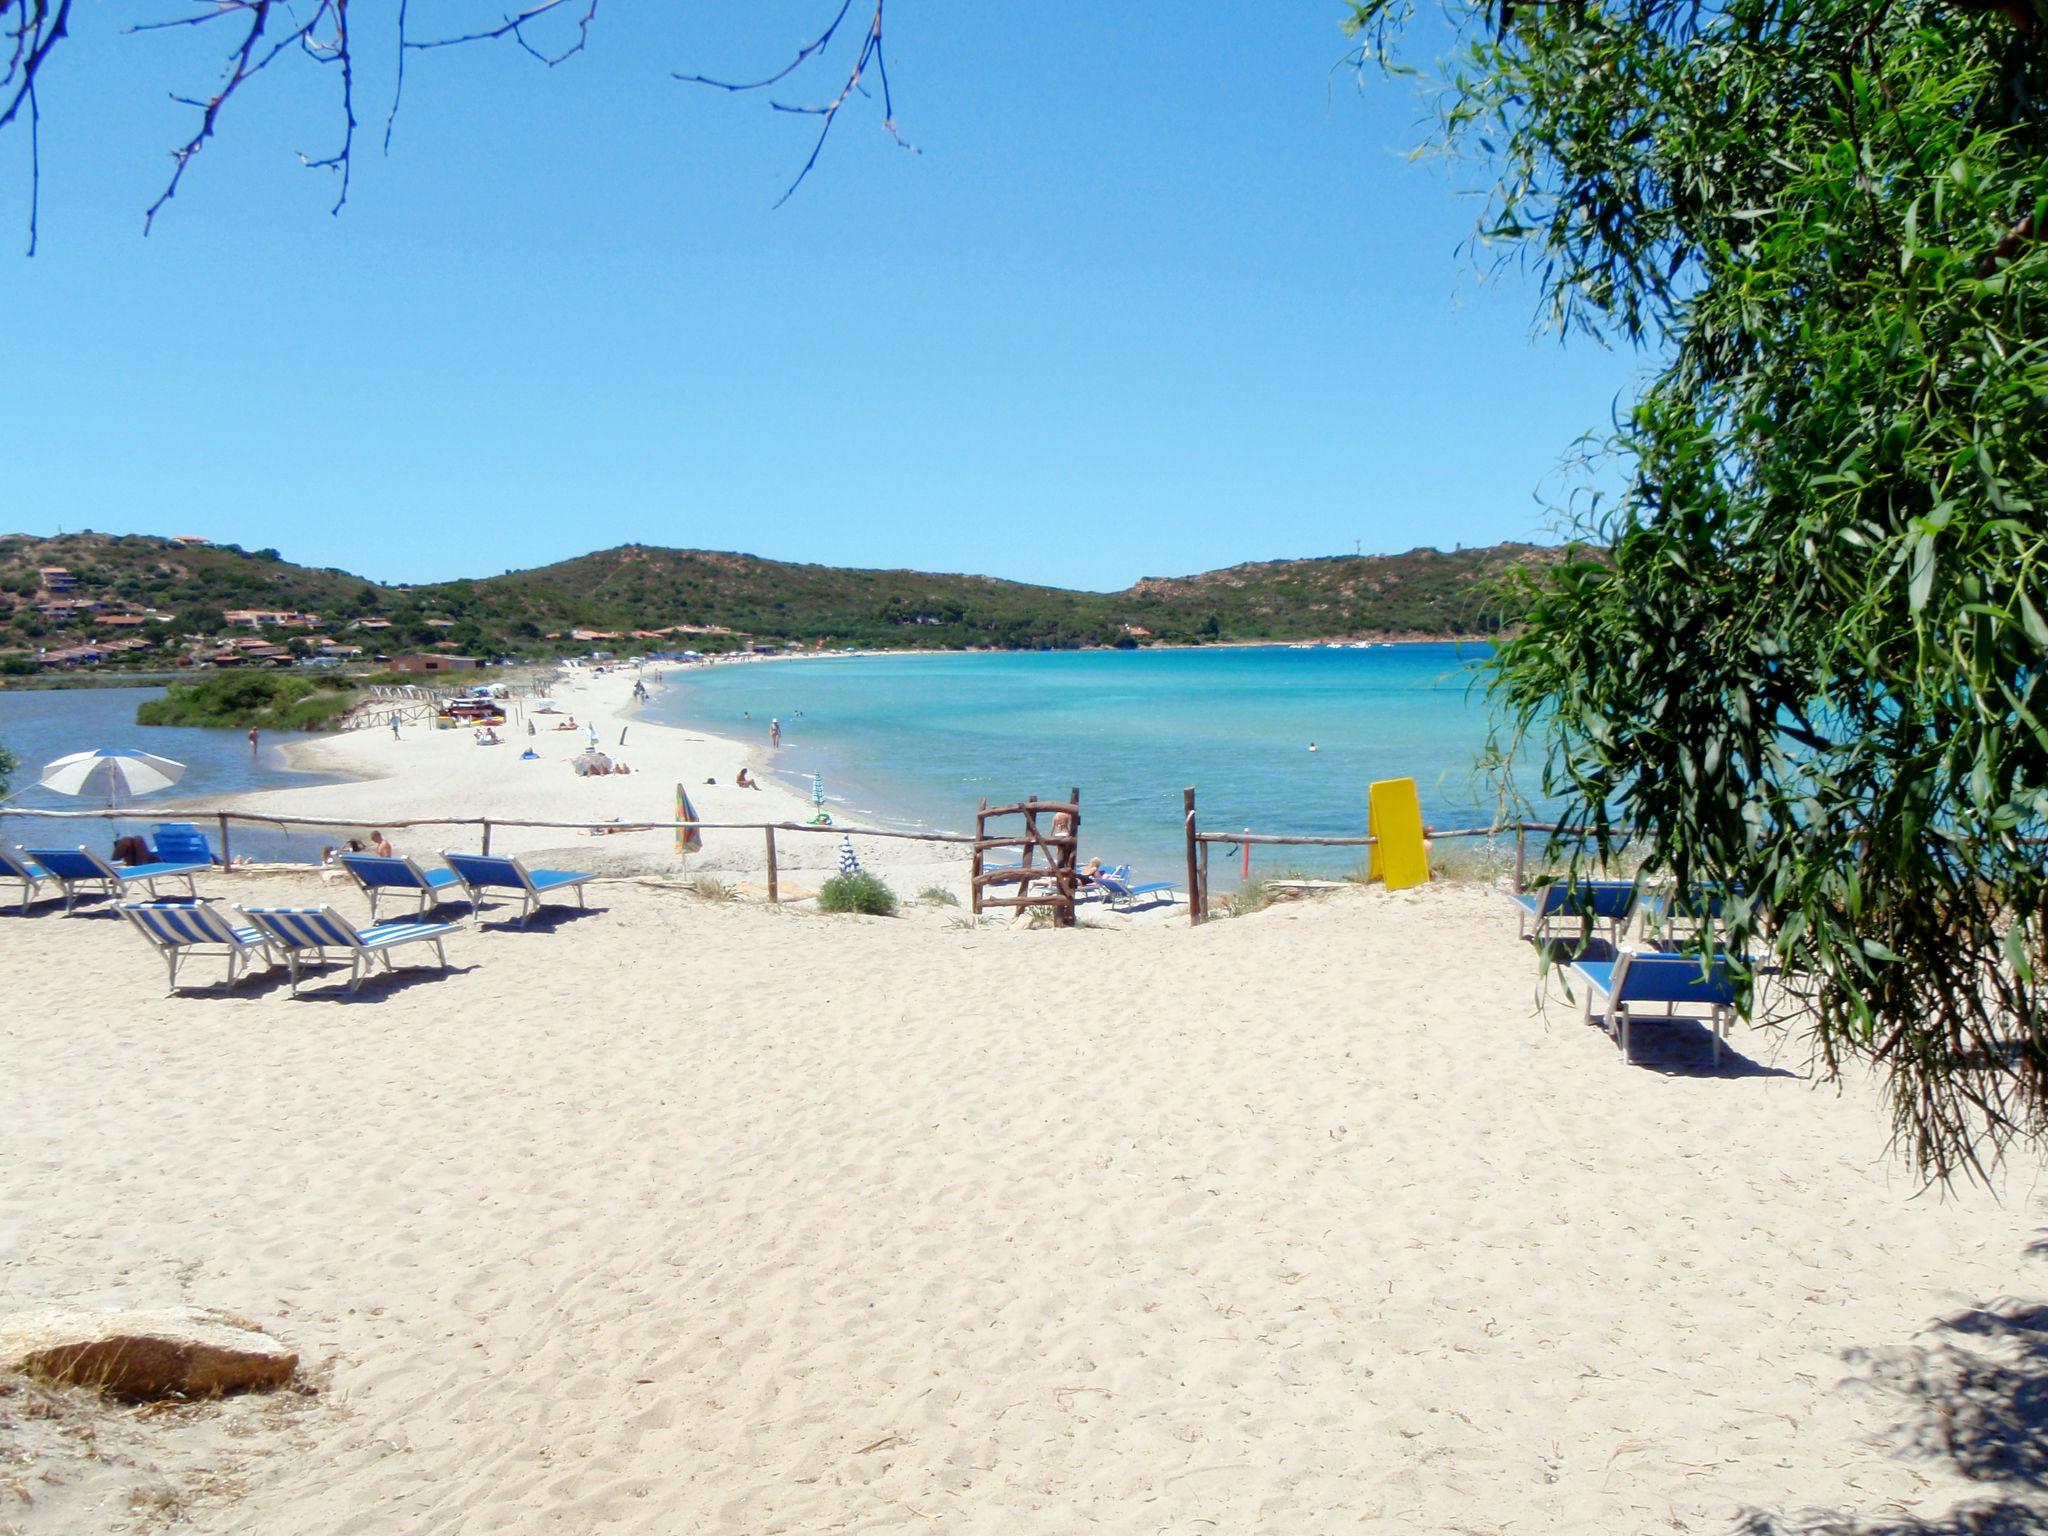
(1347, 1, 2048, 1178)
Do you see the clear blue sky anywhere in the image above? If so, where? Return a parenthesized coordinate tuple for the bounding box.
(2, 3, 1642, 592)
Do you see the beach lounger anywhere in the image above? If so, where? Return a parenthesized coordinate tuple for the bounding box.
(21, 845, 207, 915)
(0, 845, 53, 914)
(1093, 869, 1176, 911)
(438, 851, 596, 927)
(1510, 879, 1638, 947)
(1567, 949, 1738, 1066)
(151, 821, 220, 866)
(121, 900, 275, 994)
(239, 904, 459, 994)
(335, 852, 468, 922)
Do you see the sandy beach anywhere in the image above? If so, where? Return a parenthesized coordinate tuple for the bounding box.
(4, 678, 2046, 1533)
(208, 663, 981, 900)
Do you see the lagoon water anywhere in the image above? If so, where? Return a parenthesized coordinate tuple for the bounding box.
(0, 686, 344, 862)
(649, 644, 1548, 880)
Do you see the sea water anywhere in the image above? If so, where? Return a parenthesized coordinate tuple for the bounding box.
(647, 644, 1551, 881)
(0, 686, 346, 863)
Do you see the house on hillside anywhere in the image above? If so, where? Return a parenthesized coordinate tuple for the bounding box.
(170, 534, 210, 547)
(223, 608, 323, 630)
(387, 653, 480, 674)
(38, 567, 76, 592)
(351, 617, 394, 631)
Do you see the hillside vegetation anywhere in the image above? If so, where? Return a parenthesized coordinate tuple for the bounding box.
(0, 532, 1568, 668)
(135, 673, 362, 731)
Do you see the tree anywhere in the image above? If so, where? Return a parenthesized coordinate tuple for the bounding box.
(0, 2, 906, 252)
(1348, 1, 2048, 1178)
(0, 738, 15, 794)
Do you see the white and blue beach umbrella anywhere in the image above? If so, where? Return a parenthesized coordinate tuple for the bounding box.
(38, 748, 185, 805)
(838, 835, 861, 876)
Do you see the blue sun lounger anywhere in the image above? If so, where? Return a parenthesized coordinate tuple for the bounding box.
(1510, 879, 1639, 946)
(239, 905, 459, 994)
(22, 845, 207, 915)
(122, 901, 276, 993)
(1567, 949, 1738, 1066)
(1, 845, 53, 914)
(151, 821, 221, 867)
(438, 851, 595, 927)
(335, 852, 468, 922)
(1091, 868, 1176, 911)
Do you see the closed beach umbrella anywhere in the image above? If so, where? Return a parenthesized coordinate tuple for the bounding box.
(838, 835, 861, 876)
(39, 748, 186, 806)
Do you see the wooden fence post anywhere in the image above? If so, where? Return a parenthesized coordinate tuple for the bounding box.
(217, 812, 232, 867)
(481, 819, 492, 856)
(1513, 823, 1527, 893)
(764, 827, 779, 903)
(970, 797, 987, 916)
(1200, 840, 1211, 912)
(1183, 786, 1202, 925)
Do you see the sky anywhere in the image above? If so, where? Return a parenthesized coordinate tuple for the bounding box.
(1, 3, 1646, 592)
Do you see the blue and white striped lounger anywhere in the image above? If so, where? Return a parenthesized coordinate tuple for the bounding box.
(239, 905, 459, 994)
(438, 851, 595, 927)
(121, 901, 276, 994)
(0, 845, 53, 914)
(22, 846, 207, 915)
(1567, 949, 1737, 1066)
(335, 852, 468, 922)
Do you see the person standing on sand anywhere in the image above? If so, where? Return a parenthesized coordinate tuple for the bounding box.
(390, 715, 400, 741)
(770, 717, 782, 749)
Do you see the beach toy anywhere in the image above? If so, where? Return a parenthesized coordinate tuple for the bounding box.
(838, 836, 861, 875)
(1366, 777, 1430, 891)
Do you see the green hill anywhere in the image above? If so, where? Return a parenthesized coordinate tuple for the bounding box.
(0, 531, 1568, 671)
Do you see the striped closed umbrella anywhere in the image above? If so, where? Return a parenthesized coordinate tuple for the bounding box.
(837, 836, 861, 876)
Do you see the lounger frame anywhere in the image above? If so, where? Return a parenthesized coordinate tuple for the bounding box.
(0, 845, 51, 914)
(1569, 949, 1736, 1066)
(121, 901, 275, 993)
(438, 851, 593, 927)
(335, 853, 467, 922)
(240, 905, 458, 994)
(21, 845, 206, 915)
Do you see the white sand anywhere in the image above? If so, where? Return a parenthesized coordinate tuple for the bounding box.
(203, 663, 976, 898)
(4, 868, 2044, 1533)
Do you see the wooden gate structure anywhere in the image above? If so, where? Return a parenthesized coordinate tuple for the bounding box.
(969, 789, 1081, 926)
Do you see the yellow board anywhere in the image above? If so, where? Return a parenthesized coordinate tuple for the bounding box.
(1367, 777, 1430, 890)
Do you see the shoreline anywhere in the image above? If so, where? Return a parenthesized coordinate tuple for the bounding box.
(199, 663, 991, 901)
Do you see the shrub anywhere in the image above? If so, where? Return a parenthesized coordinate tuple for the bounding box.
(817, 871, 897, 916)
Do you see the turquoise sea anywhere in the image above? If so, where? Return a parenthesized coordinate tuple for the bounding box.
(647, 644, 1548, 881)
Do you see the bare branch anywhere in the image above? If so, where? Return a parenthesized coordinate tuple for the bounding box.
(675, 0, 855, 94)
(0, 0, 73, 134)
(404, 0, 598, 67)
(680, 0, 914, 208)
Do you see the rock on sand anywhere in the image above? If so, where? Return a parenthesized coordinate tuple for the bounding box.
(0, 1306, 297, 1400)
